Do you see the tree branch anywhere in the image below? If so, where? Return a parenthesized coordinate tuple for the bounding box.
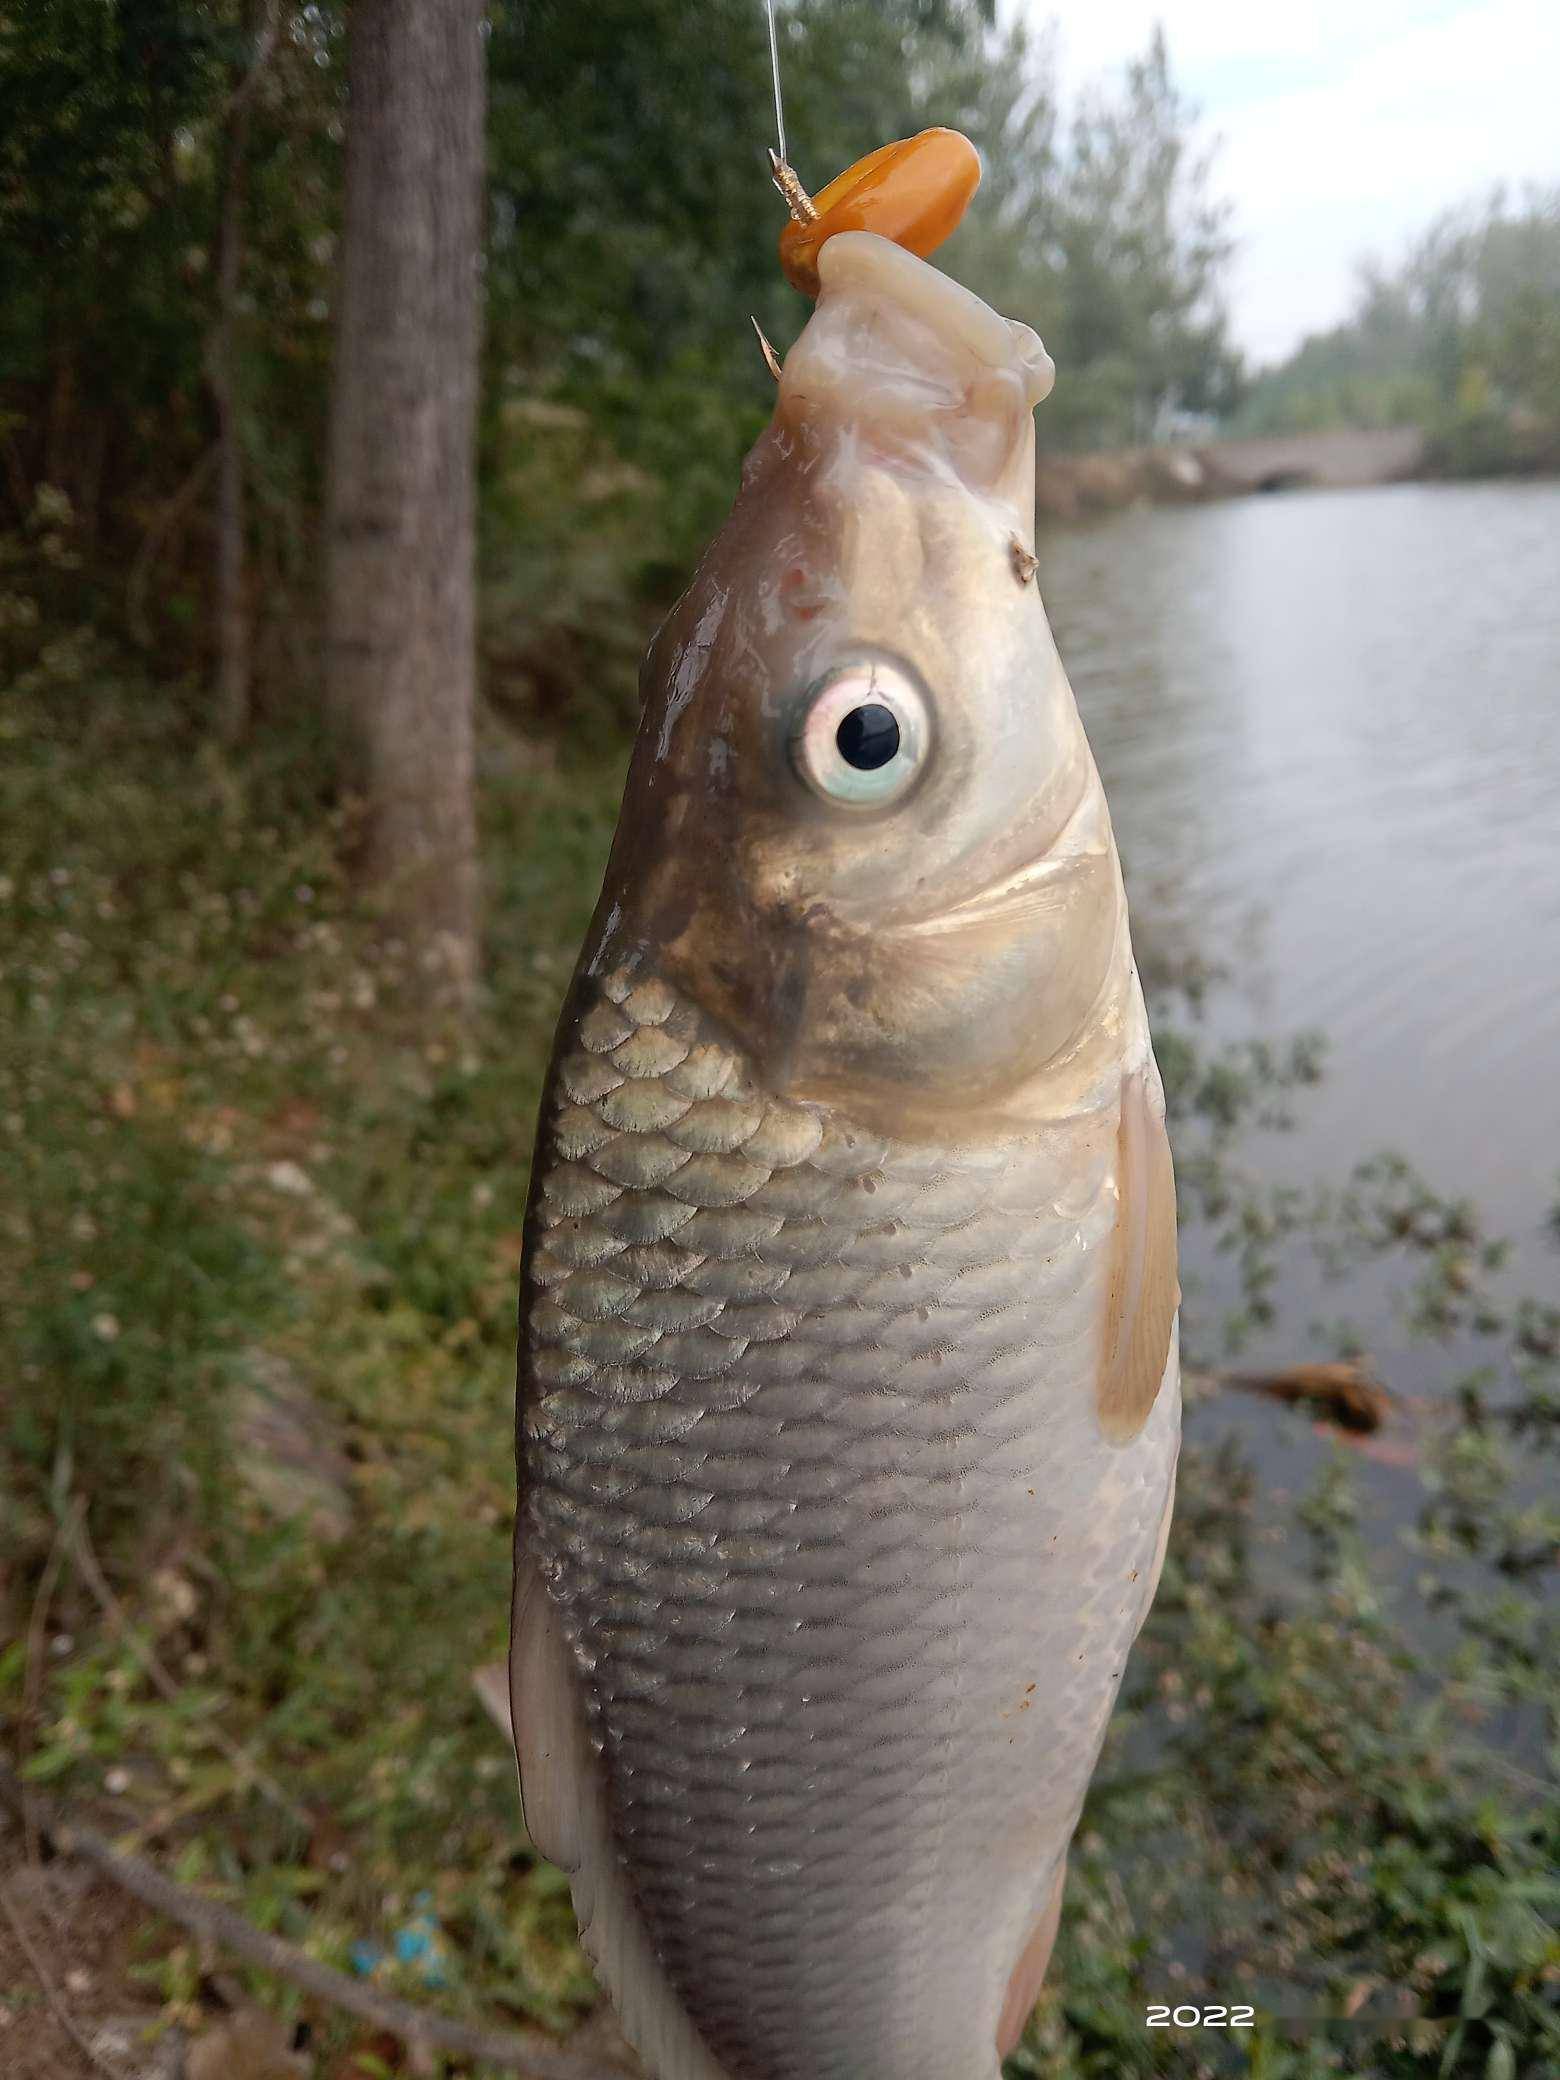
(0, 1760, 626, 2080)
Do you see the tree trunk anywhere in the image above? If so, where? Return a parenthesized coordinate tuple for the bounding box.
(209, 1, 277, 745)
(325, 0, 485, 1010)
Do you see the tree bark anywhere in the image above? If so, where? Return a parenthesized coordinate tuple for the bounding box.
(209, 0, 277, 745)
(325, 0, 485, 1010)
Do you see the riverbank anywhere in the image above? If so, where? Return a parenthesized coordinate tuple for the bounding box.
(1035, 427, 1424, 519)
(1035, 418, 1560, 518)
(1036, 442, 1229, 519)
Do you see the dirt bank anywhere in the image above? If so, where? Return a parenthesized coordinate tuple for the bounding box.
(1036, 420, 1557, 518)
(1034, 426, 1430, 519)
(1034, 444, 1236, 520)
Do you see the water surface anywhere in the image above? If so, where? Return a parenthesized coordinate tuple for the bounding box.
(1033, 479, 1559, 1654)
(1042, 482, 1560, 1270)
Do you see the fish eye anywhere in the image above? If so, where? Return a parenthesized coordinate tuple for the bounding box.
(791, 660, 930, 808)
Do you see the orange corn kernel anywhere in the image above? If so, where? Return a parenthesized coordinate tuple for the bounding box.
(779, 128, 982, 298)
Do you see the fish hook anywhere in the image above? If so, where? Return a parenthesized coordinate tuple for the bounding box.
(750, 315, 784, 382)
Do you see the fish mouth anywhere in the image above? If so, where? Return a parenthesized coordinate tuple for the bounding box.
(776, 232, 1055, 519)
(814, 233, 1055, 408)
(892, 848, 1109, 939)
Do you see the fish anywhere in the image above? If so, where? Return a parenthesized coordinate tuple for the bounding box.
(510, 227, 1180, 2080)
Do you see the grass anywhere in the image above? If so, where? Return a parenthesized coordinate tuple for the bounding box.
(1, 650, 1557, 2076)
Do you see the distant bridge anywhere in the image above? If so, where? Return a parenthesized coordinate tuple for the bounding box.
(1201, 426, 1427, 493)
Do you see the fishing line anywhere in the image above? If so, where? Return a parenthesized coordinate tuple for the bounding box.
(765, 0, 788, 167)
(763, 2, 818, 223)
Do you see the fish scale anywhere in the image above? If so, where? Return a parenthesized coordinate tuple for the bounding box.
(520, 963, 1178, 2080)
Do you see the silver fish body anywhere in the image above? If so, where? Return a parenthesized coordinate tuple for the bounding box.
(513, 232, 1180, 2080)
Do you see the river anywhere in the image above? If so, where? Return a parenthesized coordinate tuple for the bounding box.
(1039, 481, 1560, 1430)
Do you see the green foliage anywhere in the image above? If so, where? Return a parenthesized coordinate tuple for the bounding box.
(1239, 188, 1560, 475)
(1030, 28, 1237, 443)
(0, 1, 342, 675)
(0, 655, 624, 2051)
(0, 3, 1235, 720)
(931, 22, 1238, 450)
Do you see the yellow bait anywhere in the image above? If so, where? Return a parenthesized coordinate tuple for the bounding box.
(779, 127, 981, 297)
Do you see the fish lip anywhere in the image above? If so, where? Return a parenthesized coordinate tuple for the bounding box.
(812, 232, 1055, 406)
(887, 849, 1108, 936)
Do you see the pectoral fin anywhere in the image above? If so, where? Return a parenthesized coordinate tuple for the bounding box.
(1098, 1067, 1180, 1443)
(997, 1856, 1068, 2058)
(509, 1556, 735, 2080)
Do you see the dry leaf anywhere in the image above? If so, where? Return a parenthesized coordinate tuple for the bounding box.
(187, 2009, 311, 2080)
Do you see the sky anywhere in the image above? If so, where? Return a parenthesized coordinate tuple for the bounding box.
(1010, 0, 1560, 366)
